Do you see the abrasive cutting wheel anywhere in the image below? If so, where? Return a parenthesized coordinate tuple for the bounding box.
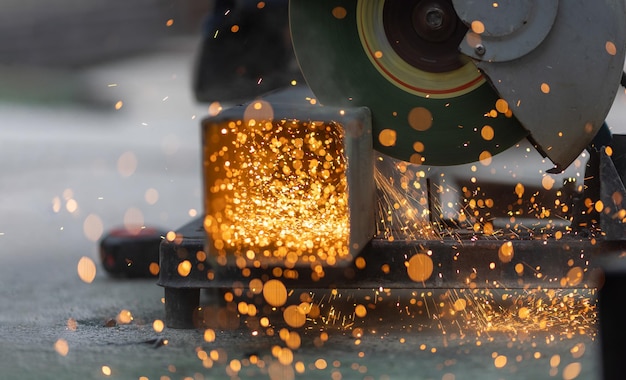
(290, 0, 527, 166)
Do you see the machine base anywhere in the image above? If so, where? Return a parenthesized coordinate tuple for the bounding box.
(158, 217, 625, 328)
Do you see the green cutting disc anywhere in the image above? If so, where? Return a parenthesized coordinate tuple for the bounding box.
(290, 0, 528, 166)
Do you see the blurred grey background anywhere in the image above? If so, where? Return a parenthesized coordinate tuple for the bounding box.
(0, 0, 209, 66)
(0, 0, 212, 104)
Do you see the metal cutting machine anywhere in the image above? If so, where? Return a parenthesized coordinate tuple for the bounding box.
(159, 2, 626, 354)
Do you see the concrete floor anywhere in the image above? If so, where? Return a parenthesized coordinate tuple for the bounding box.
(1, 36, 626, 379)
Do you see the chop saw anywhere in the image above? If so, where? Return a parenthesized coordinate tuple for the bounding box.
(159, 0, 626, 331)
(290, 0, 625, 170)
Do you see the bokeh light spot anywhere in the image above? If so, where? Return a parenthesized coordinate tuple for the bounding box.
(77, 256, 97, 283)
(542, 175, 555, 190)
(204, 329, 216, 342)
(149, 262, 160, 275)
(410, 153, 424, 165)
(594, 200, 604, 213)
(494, 355, 507, 368)
(453, 299, 467, 311)
(413, 141, 425, 152)
(263, 279, 288, 307)
(332, 6, 347, 19)
(498, 242, 514, 263)
(177, 260, 192, 277)
(355, 257, 367, 269)
(518, 307, 530, 319)
(166, 231, 176, 242)
(102, 366, 112, 376)
(481, 125, 494, 141)
(208, 101, 222, 116)
(606, 41, 617, 56)
(466, 32, 482, 50)
(495, 99, 509, 113)
(355, 304, 367, 318)
(117, 151, 137, 177)
(83, 214, 104, 242)
(378, 129, 397, 147)
(66, 198, 78, 213)
(571, 343, 586, 359)
(315, 358, 328, 370)
(283, 305, 306, 328)
(52, 196, 62, 213)
(566, 267, 584, 286)
(117, 309, 133, 324)
(285, 331, 302, 350)
(54, 338, 69, 356)
(471, 20, 485, 34)
(249, 278, 263, 294)
(408, 107, 433, 131)
(244, 100, 274, 124)
(144, 188, 159, 205)
(407, 253, 434, 282)
(563, 362, 581, 380)
(479, 151, 492, 166)
(153, 319, 164, 333)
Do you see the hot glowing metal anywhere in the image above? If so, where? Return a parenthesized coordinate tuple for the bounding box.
(202, 93, 374, 266)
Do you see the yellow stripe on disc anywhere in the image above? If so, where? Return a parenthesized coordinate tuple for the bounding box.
(290, 0, 527, 166)
(357, 1, 484, 99)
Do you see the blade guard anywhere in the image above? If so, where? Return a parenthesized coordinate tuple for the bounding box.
(454, 0, 626, 170)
